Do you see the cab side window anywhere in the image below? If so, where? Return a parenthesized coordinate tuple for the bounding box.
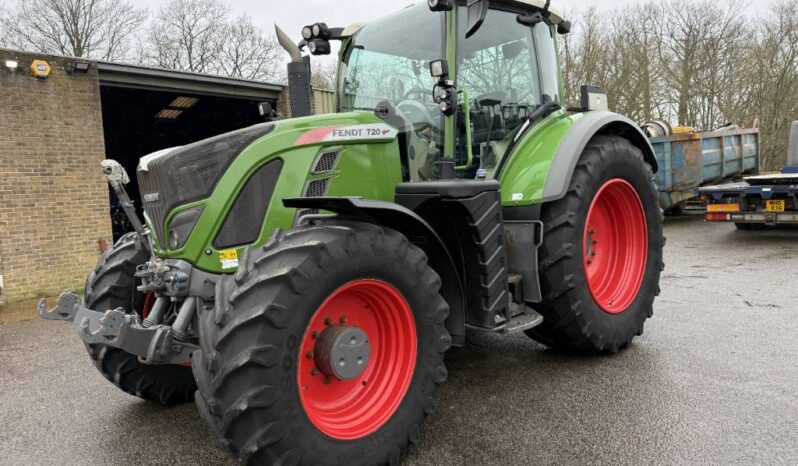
(457, 8, 543, 170)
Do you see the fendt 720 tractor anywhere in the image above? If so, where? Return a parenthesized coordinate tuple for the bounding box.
(41, 1, 664, 464)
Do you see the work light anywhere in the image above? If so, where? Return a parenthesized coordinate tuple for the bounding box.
(308, 39, 331, 56)
(302, 25, 313, 41)
(428, 0, 454, 11)
(312, 22, 330, 39)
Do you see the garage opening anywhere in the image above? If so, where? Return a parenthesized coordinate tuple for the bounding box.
(97, 63, 283, 240)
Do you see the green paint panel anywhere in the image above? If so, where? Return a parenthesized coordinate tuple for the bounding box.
(497, 110, 586, 206)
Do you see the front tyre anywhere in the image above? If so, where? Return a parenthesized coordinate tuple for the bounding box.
(526, 135, 665, 352)
(83, 233, 196, 403)
(193, 222, 451, 465)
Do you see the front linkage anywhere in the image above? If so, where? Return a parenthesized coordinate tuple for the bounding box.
(40, 160, 214, 366)
(39, 292, 196, 364)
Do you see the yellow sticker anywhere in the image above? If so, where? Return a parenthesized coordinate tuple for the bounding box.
(220, 249, 239, 270)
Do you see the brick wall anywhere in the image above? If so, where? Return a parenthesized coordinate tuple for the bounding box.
(0, 49, 112, 303)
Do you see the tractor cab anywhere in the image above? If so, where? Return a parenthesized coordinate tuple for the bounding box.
(309, 0, 569, 181)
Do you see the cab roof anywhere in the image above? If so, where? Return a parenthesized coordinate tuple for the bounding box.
(342, 0, 566, 37)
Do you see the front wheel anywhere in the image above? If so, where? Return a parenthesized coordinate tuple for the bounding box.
(193, 222, 451, 465)
(526, 135, 665, 352)
(83, 233, 196, 403)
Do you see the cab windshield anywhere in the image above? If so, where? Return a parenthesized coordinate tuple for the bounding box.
(339, 3, 445, 180)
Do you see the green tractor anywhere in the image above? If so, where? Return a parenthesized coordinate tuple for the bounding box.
(40, 0, 664, 464)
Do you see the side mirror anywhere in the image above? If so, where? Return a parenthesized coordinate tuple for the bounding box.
(429, 59, 450, 80)
(466, 0, 490, 39)
(258, 102, 274, 117)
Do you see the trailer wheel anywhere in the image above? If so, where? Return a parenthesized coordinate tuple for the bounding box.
(527, 136, 665, 352)
(83, 233, 196, 404)
(193, 222, 450, 465)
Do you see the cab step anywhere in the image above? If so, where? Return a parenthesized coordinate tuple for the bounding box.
(499, 307, 544, 335)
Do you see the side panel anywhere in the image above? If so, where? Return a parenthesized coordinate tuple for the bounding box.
(498, 110, 658, 206)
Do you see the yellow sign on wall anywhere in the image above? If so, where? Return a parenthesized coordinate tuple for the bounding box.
(30, 60, 51, 79)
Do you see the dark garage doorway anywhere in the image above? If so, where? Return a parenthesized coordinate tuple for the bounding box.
(96, 63, 282, 240)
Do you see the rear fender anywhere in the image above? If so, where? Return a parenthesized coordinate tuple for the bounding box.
(283, 197, 466, 346)
(542, 112, 658, 203)
(499, 111, 658, 205)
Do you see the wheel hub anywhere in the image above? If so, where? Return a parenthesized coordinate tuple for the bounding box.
(314, 325, 371, 381)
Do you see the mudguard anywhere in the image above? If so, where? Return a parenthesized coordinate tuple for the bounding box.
(542, 111, 658, 203)
(283, 197, 467, 346)
(499, 111, 658, 206)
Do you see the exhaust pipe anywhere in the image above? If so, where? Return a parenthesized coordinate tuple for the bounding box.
(275, 24, 313, 118)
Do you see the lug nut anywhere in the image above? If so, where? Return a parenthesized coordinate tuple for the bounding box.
(323, 376, 331, 385)
(324, 317, 332, 326)
(311, 331, 319, 339)
(340, 316, 348, 324)
(311, 368, 318, 376)
(306, 351, 314, 359)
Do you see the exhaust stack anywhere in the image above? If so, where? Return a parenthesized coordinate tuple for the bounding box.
(789, 121, 798, 167)
(275, 24, 313, 118)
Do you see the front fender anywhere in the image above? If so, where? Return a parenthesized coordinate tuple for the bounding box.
(498, 111, 658, 205)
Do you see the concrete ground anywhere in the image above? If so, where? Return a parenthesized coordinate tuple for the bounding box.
(0, 217, 796, 465)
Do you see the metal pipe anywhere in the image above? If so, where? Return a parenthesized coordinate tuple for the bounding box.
(171, 297, 197, 341)
(275, 24, 303, 63)
(142, 297, 170, 328)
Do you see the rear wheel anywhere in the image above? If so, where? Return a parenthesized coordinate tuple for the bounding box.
(526, 136, 665, 352)
(83, 233, 196, 404)
(193, 222, 450, 465)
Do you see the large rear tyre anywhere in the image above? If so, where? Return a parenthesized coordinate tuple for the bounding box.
(83, 233, 196, 404)
(526, 136, 665, 352)
(193, 222, 450, 465)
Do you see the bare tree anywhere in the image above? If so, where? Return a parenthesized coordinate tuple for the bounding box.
(146, 0, 227, 74)
(146, 0, 284, 83)
(0, 0, 146, 61)
(311, 61, 338, 90)
(215, 14, 282, 82)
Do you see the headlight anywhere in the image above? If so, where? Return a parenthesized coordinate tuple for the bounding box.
(167, 206, 204, 250)
(308, 39, 331, 56)
(428, 0, 454, 11)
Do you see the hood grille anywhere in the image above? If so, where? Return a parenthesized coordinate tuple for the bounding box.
(137, 123, 275, 246)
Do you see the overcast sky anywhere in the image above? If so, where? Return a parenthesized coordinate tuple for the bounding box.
(129, 0, 759, 70)
(132, 0, 642, 42)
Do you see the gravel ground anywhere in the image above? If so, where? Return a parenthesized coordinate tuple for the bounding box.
(0, 217, 796, 465)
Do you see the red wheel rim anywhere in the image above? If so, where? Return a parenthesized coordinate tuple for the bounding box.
(298, 280, 417, 440)
(583, 179, 648, 314)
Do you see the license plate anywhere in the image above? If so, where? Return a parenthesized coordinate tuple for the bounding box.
(765, 200, 785, 212)
(707, 203, 740, 213)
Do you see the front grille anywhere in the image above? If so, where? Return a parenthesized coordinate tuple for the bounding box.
(137, 123, 274, 246)
(138, 173, 168, 246)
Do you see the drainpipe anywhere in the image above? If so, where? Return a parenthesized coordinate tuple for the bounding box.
(275, 24, 313, 118)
